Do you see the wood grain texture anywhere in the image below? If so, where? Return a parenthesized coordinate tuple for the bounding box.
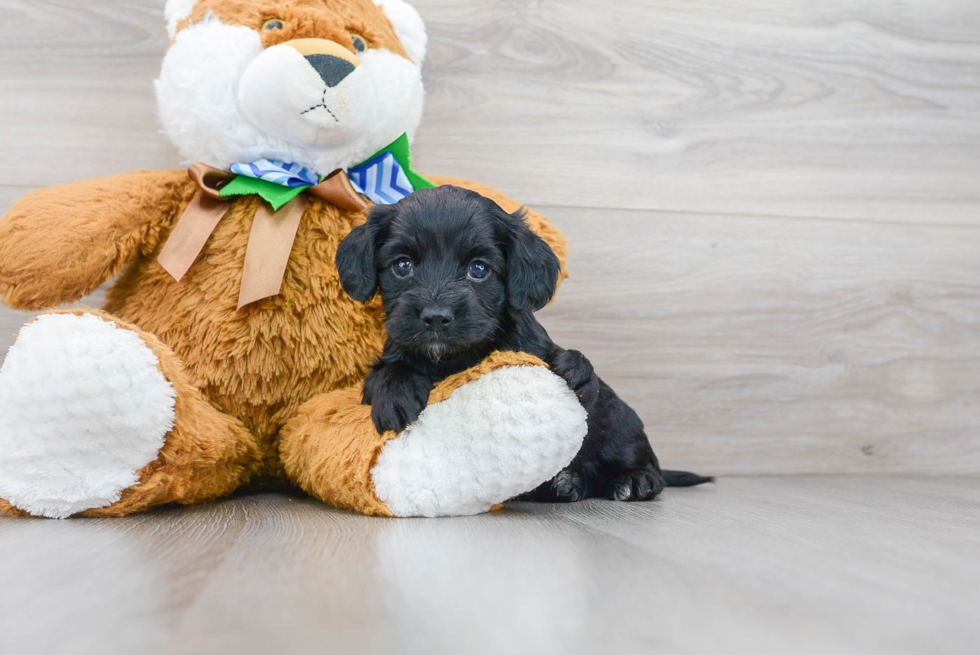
(0, 0, 978, 474)
(0, 1, 180, 185)
(2, 0, 979, 222)
(536, 206, 980, 474)
(1, 5, 978, 652)
(413, 0, 980, 224)
(0, 478, 978, 655)
(1, 204, 976, 474)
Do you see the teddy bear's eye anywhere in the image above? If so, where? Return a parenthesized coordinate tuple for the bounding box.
(262, 19, 284, 31)
(351, 34, 368, 53)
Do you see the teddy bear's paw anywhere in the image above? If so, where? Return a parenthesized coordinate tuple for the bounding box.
(370, 365, 588, 517)
(0, 313, 176, 518)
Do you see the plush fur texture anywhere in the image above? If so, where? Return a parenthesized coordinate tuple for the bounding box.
(166, 0, 427, 54)
(0, 170, 189, 311)
(165, 0, 199, 37)
(372, 358, 587, 517)
(0, 0, 576, 519)
(0, 171, 566, 517)
(0, 310, 264, 519)
(338, 186, 712, 502)
(372, 0, 427, 64)
(280, 350, 585, 517)
(0, 313, 176, 518)
(0, 499, 28, 518)
(279, 384, 397, 517)
(157, 0, 425, 175)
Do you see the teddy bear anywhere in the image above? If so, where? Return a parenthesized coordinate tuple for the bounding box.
(0, 0, 589, 519)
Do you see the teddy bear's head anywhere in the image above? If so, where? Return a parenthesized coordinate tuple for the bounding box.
(157, 0, 427, 177)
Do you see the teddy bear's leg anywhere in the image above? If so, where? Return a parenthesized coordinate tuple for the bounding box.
(279, 352, 589, 517)
(0, 309, 262, 518)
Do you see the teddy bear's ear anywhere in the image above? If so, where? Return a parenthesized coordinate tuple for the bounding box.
(374, 0, 428, 65)
(165, 0, 198, 39)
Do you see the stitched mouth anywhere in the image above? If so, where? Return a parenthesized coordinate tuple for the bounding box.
(301, 87, 339, 122)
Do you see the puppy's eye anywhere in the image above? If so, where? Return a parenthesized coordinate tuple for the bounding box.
(351, 34, 368, 53)
(392, 257, 414, 278)
(262, 19, 284, 31)
(468, 261, 490, 281)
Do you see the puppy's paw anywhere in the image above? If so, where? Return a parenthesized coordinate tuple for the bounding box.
(549, 470, 589, 502)
(550, 349, 600, 408)
(363, 361, 434, 435)
(517, 469, 588, 503)
(607, 467, 665, 502)
(366, 373, 433, 435)
(370, 389, 429, 434)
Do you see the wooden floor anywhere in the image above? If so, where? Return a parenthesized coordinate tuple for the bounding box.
(1, 0, 978, 474)
(1, 2, 979, 653)
(0, 476, 977, 655)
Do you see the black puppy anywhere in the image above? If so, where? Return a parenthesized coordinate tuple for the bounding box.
(336, 186, 712, 502)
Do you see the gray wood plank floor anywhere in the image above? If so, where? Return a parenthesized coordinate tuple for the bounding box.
(2, 0, 978, 473)
(1, 4, 979, 652)
(1, 476, 977, 655)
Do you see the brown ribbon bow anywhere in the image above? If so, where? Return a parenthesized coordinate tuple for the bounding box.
(158, 163, 369, 309)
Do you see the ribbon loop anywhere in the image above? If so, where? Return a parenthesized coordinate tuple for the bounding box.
(187, 163, 236, 200)
(348, 152, 414, 205)
(230, 159, 319, 188)
(158, 163, 370, 309)
(308, 170, 369, 211)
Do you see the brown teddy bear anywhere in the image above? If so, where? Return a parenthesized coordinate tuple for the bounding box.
(0, 0, 588, 519)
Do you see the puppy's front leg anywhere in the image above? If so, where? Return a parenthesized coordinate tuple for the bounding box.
(362, 361, 434, 434)
(547, 349, 600, 410)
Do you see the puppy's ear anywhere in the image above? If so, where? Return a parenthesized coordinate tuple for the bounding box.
(336, 204, 397, 302)
(495, 205, 562, 312)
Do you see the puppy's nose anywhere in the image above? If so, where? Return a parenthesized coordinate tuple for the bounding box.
(282, 38, 359, 87)
(421, 306, 454, 331)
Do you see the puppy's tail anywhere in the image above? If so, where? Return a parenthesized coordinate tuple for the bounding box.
(662, 470, 714, 487)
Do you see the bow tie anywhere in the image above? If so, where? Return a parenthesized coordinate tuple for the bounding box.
(157, 134, 433, 309)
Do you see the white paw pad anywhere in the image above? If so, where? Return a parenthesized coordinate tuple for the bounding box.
(0, 313, 176, 518)
(371, 365, 588, 517)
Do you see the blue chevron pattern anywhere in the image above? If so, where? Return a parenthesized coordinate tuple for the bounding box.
(347, 152, 415, 205)
(229, 159, 320, 188)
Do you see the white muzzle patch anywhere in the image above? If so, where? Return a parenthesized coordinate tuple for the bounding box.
(239, 44, 377, 149)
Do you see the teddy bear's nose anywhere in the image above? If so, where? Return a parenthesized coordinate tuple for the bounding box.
(282, 38, 360, 88)
(305, 55, 355, 87)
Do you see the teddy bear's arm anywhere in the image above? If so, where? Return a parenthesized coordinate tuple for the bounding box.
(0, 170, 192, 310)
(425, 176, 569, 282)
(281, 351, 587, 517)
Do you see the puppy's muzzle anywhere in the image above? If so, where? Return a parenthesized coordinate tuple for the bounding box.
(283, 38, 360, 87)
